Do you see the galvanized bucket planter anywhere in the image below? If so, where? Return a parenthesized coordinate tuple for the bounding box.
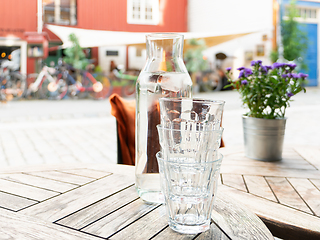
(242, 116, 287, 161)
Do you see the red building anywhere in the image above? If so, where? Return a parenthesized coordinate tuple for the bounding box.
(0, 0, 188, 75)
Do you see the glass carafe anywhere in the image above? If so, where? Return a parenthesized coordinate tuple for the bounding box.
(135, 33, 193, 203)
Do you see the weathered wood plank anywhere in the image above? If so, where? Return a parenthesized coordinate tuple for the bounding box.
(152, 226, 196, 240)
(220, 185, 320, 240)
(212, 193, 274, 240)
(244, 175, 277, 202)
(266, 177, 312, 214)
(196, 225, 230, 240)
(0, 173, 78, 193)
(0, 178, 58, 201)
(82, 198, 160, 238)
(294, 146, 320, 169)
(221, 165, 320, 179)
(310, 179, 320, 190)
(57, 185, 139, 229)
(0, 208, 101, 240)
(0, 191, 37, 211)
(109, 205, 168, 240)
(20, 173, 134, 222)
(26, 171, 94, 185)
(222, 156, 315, 170)
(58, 168, 111, 179)
(221, 174, 247, 192)
(288, 178, 320, 216)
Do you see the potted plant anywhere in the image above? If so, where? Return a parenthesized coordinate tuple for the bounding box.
(226, 60, 307, 161)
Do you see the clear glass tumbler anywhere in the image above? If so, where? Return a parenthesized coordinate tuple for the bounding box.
(159, 97, 225, 130)
(157, 125, 223, 163)
(135, 34, 193, 203)
(156, 151, 223, 234)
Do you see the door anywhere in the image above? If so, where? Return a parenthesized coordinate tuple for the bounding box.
(303, 23, 318, 86)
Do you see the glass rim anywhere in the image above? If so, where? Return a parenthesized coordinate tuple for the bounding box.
(157, 124, 224, 133)
(159, 97, 225, 105)
(156, 151, 223, 164)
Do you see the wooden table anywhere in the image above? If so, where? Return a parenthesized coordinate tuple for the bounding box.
(0, 163, 273, 239)
(219, 145, 320, 240)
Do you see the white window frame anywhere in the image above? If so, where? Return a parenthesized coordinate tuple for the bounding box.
(127, 0, 160, 25)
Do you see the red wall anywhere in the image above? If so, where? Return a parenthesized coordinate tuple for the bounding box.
(76, 0, 188, 32)
(0, 0, 37, 39)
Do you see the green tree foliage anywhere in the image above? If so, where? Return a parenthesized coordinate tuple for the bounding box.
(281, 0, 308, 67)
(271, 1, 308, 70)
(63, 33, 89, 70)
(184, 39, 209, 73)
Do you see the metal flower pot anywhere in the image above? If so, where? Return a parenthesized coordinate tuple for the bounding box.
(242, 116, 287, 161)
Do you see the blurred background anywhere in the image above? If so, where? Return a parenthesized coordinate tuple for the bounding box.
(0, 0, 318, 99)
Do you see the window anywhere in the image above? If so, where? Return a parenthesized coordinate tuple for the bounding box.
(43, 0, 77, 25)
(297, 8, 317, 19)
(127, 0, 160, 25)
(284, 6, 317, 20)
(106, 50, 119, 56)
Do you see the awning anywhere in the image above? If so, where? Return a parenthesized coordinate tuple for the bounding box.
(46, 24, 263, 49)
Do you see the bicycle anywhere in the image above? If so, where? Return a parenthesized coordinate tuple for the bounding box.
(26, 65, 68, 100)
(75, 69, 111, 100)
(0, 59, 27, 101)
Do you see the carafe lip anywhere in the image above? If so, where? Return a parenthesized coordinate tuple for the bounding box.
(147, 33, 184, 40)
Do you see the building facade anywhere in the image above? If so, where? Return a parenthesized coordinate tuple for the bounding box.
(0, 0, 188, 75)
(281, 0, 320, 86)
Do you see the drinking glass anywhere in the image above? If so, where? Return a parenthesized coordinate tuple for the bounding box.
(159, 98, 225, 131)
(156, 151, 223, 234)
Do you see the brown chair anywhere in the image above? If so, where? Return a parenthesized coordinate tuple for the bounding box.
(110, 94, 135, 165)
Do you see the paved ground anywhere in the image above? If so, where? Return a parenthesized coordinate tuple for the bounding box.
(0, 86, 319, 168)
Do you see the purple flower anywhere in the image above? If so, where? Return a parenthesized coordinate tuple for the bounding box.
(272, 62, 285, 69)
(261, 66, 269, 73)
(241, 79, 248, 85)
(237, 67, 245, 71)
(291, 73, 299, 79)
(244, 68, 253, 77)
(286, 92, 294, 98)
(251, 60, 262, 66)
(282, 74, 287, 78)
(287, 63, 297, 69)
(226, 67, 232, 72)
(298, 73, 308, 79)
(238, 70, 244, 78)
(287, 73, 292, 78)
(265, 65, 272, 70)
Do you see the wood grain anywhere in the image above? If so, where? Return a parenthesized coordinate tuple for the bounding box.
(82, 198, 160, 238)
(0, 208, 101, 240)
(288, 178, 320, 216)
(213, 193, 274, 240)
(0, 178, 58, 201)
(0, 173, 78, 193)
(266, 177, 313, 214)
(26, 170, 94, 185)
(294, 146, 320, 169)
(0, 191, 37, 211)
(109, 205, 168, 240)
(21, 173, 134, 222)
(221, 185, 320, 240)
(221, 174, 247, 192)
(57, 185, 139, 229)
(59, 168, 111, 179)
(244, 175, 277, 202)
(221, 164, 320, 179)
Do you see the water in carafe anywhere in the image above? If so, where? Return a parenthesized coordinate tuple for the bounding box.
(135, 33, 193, 203)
